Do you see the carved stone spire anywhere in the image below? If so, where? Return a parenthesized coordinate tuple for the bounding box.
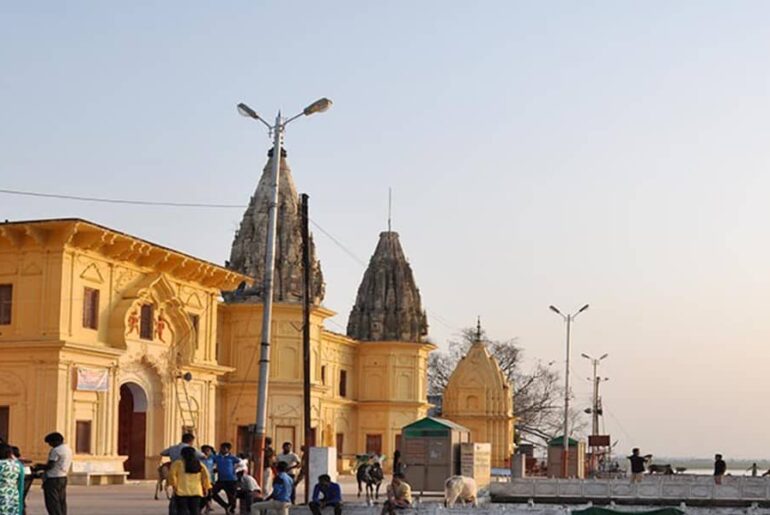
(347, 231, 428, 342)
(225, 149, 325, 304)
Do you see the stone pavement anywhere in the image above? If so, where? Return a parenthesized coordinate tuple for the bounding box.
(23, 475, 403, 515)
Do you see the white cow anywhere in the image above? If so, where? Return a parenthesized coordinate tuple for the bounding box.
(444, 475, 478, 508)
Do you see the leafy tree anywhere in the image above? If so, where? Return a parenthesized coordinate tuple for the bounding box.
(428, 327, 586, 447)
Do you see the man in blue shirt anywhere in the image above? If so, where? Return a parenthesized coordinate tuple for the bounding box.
(212, 442, 241, 512)
(309, 474, 342, 515)
(250, 462, 292, 515)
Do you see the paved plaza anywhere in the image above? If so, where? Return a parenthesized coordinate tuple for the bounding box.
(23, 475, 395, 515)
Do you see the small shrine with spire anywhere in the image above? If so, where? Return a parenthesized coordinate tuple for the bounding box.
(442, 318, 515, 468)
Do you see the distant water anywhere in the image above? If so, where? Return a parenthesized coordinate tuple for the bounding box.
(679, 468, 763, 476)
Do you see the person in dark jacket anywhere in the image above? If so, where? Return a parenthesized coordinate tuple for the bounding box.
(714, 454, 727, 484)
(309, 474, 342, 515)
(627, 448, 651, 483)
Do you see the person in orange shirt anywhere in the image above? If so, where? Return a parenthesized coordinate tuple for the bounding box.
(168, 446, 212, 515)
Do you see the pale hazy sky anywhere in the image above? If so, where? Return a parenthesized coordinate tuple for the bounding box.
(3, 1, 770, 459)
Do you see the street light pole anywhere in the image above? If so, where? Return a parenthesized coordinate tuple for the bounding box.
(237, 98, 332, 485)
(549, 303, 589, 478)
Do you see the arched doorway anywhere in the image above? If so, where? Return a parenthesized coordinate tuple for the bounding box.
(118, 382, 147, 479)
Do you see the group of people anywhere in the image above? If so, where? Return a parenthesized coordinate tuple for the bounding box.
(628, 448, 730, 484)
(160, 433, 306, 515)
(0, 432, 72, 515)
(161, 433, 417, 515)
(0, 429, 416, 515)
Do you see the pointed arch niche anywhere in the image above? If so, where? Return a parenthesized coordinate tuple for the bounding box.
(108, 273, 195, 365)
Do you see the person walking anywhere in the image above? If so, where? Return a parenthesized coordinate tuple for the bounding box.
(211, 443, 240, 512)
(35, 432, 72, 515)
(714, 454, 727, 485)
(0, 443, 23, 515)
(168, 446, 212, 515)
(381, 473, 411, 515)
(309, 474, 342, 515)
(262, 437, 276, 497)
(11, 447, 31, 515)
(627, 448, 651, 483)
(276, 442, 300, 504)
(250, 462, 292, 515)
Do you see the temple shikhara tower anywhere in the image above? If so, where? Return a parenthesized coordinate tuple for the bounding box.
(217, 149, 433, 467)
(226, 148, 324, 304)
(443, 321, 515, 468)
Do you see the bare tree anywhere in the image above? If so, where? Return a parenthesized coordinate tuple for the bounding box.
(428, 327, 586, 447)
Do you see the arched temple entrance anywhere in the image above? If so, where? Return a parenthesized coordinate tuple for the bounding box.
(118, 382, 148, 479)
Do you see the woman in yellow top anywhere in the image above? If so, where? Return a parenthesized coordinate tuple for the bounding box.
(168, 446, 212, 515)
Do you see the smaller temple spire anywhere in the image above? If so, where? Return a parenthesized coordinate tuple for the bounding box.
(347, 231, 428, 342)
(475, 316, 482, 343)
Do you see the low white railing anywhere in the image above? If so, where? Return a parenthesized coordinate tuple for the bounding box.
(491, 476, 770, 504)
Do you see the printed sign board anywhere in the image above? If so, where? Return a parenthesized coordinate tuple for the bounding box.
(75, 367, 109, 392)
(588, 435, 611, 447)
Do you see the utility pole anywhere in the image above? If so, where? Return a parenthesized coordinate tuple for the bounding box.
(549, 304, 589, 478)
(301, 193, 312, 504)
(236, 97, 332, 485)
(581, 353, 608, 436)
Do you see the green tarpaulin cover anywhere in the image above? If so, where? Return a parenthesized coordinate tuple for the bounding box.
(572, 508, 684, 515)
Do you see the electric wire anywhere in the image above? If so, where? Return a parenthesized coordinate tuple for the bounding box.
(0, 186, 463, 335)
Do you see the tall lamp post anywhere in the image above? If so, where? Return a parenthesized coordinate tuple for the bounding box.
(237, 97, 332, 483)
(549, 303, 589, 478)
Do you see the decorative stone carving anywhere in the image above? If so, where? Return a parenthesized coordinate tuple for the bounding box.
(347, 231, 428, 342)
(225, 150, 324, 304)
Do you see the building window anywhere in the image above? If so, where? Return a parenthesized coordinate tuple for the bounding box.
(139, 304, 154, 340)
(335, 433, 344, 459)
(82, 287, 100, 330)
(0, 285, 11, 325)
(237, 425, 253, 456)
(320, 365, 326, 385)
(75, 420, 92, 454)
(0, 406, 9, 443)
(339, 370, 347, 397)
(189, 313, 200, 345)
(365, 434, 382, 455)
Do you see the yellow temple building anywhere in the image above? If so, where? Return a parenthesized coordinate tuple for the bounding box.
(0, 218, 246, 480)
(442, 321, 515, 468)
(0, 149, 436, 480)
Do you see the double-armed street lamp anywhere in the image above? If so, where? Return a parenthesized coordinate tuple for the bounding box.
(549, 303, 589, 478)
(237, 97, 332, 482)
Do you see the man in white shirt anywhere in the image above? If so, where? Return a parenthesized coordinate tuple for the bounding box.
(236, 469, 261, 514)
(276, 442, 300, 504)
(36, 432, 72, 515)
